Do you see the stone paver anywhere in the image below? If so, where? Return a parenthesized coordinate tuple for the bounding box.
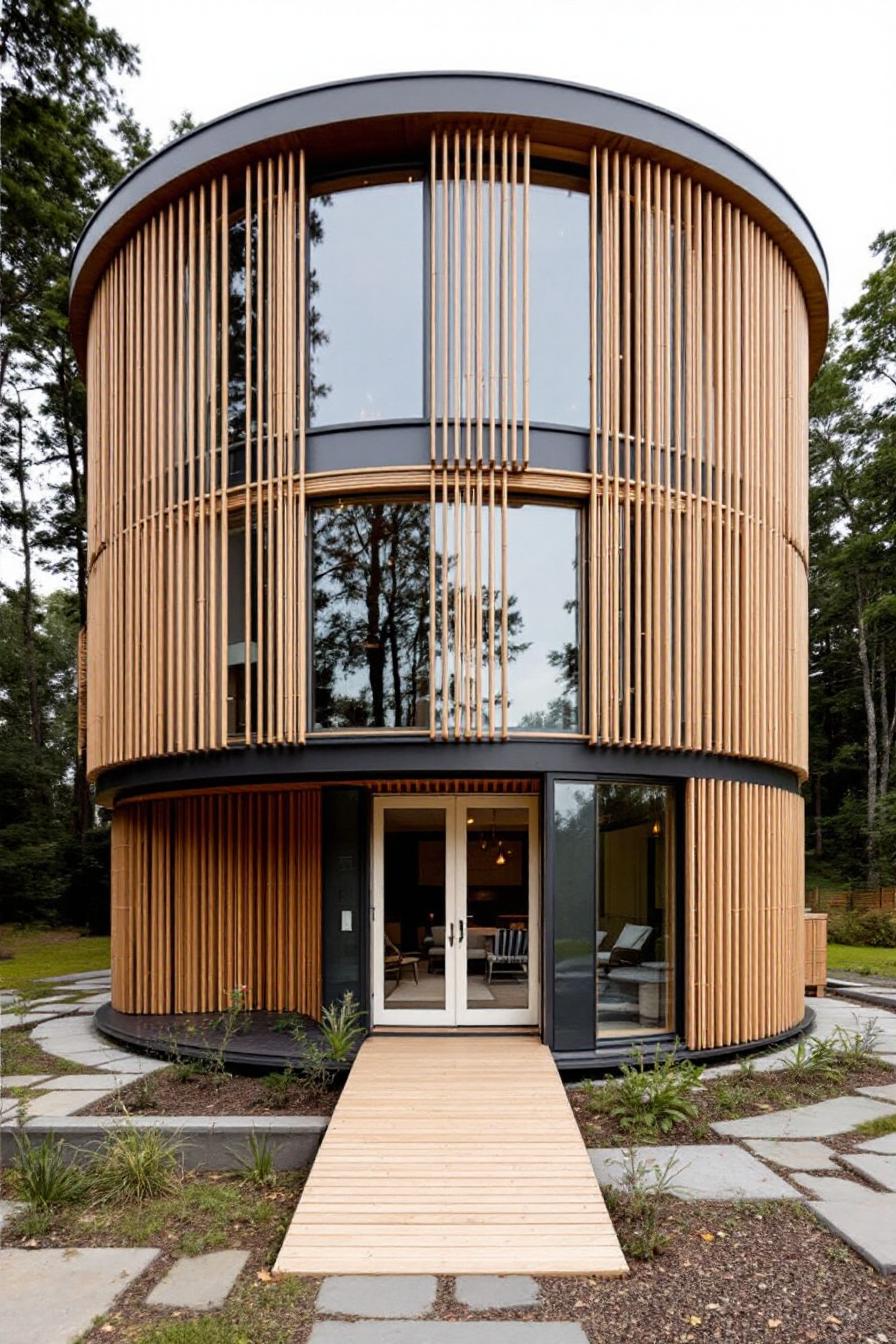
(2, 1075, 50, 1089)
(146, 1250, 249, 1308)
(0, 1247, 159, 1344)
(309, 1327, 587, 1343)
(791, 1173, 878, 1201)
(712, 1095, 896, 1140)
(856, 1132, 896, 1154)
(856, 1082, 896, 1103)
(839, 1152, 896, 1192)
(18, 1088, 112, 1117)
(809, 1194, 896, 1274)
(0, 1199, 25, 1231)
(743, 1139, 839, 1171)
(32, 1073, 123, 1090)
(455, 1276, 540, 1309)
(317, 1275, 437, 1318)
(589, 1144, 799, 1200)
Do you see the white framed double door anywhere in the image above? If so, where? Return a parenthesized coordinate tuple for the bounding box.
(371, 794, 539, 1028)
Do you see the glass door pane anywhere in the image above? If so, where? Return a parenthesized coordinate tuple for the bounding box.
(459, 803, 535, 1022)
(596, 784, 676, 1040)
(380, 805, 448, 1015)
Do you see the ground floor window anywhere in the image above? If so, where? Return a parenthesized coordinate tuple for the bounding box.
(552, 778, 676, 1046)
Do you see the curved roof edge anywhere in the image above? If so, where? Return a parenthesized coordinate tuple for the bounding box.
(69, 71, 829, 372)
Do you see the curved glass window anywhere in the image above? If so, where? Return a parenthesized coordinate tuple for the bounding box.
(309, 181, 424, 427)
(507, 503, 580, 731)
(529, 184, 590, 427)
(312, 502, 431, 728)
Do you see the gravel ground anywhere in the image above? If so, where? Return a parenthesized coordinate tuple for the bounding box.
(64, 1202, 896, 1344)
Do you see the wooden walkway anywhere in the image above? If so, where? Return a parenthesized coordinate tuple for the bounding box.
(274, 1035, 627, 1276)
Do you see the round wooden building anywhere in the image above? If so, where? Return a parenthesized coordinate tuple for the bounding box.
(71, 73, 827, 1067)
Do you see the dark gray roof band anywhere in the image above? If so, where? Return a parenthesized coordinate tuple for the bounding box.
(70, 71, 828, 310)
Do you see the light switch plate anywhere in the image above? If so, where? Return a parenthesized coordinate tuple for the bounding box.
(341, 909, 352, 932)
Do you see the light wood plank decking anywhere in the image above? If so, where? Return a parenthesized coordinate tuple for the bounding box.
(274, 1035, 627, 1276)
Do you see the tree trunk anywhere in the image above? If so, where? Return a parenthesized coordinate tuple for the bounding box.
(856, 597, 880, 884)
(813, 772, 824, 856)
(13, 396, 42, 748)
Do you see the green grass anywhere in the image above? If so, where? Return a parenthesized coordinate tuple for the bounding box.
(132, 1275, 314, 1344)
(0, 924, 110, 990)
(854, 1112, 896, 1138)
(827, 943, 896, 977)
(0, 1027, 82, 1077)
(6, 1172, 302, 1259)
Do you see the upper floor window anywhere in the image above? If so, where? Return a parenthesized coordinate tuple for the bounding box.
(309, 180, 424, 427)
(529, 184, 589, 428)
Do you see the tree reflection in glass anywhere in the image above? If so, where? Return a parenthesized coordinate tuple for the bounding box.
(312, 503, 431, 728)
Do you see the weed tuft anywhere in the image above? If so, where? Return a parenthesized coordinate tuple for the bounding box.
(238, 1131, 276, 1187)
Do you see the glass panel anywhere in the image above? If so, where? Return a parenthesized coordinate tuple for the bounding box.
(464, 807, 530, 1011)
(311, 502, 431, 729)
(432, 501, 581, 735)
(507, 504, 580, 730)
(553, 781, 598, 1050)
(597, 784, 676, 1040)
(383, 808, 446, 1011)
(529, 185, 590, 427)
(309, 181, 423, 426)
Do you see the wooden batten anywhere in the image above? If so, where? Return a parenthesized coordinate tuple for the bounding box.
(110, 788, 322, 1016)
(684, 778, 804, 1050)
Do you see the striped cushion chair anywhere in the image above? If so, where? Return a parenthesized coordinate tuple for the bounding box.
(486, 928, 529, 984)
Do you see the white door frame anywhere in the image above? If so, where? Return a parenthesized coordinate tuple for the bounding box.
(370, 793, 539, 1029)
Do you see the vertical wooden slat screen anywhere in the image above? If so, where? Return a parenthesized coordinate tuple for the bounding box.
(428, 130, 530, 741)
(685, 778, 804, 1050)
(110, 787, 321, 1015)
(85, 135, 808, 776)
(85, 152, 308, 775)
(586, 150, 809, 772)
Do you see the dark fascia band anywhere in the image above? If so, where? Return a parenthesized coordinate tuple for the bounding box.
(307, 421, 586, 474)
(95, 739, 801, 808)
(68, 71, 828, 371)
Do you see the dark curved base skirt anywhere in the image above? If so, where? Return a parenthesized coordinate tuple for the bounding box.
(95, 1002, 814, 1077)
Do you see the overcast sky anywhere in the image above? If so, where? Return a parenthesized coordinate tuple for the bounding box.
(90, 0, 896, 319)
(6, 0, 895, 592)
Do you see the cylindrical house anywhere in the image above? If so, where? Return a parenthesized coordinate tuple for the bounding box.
(72, 73, 827, 1067)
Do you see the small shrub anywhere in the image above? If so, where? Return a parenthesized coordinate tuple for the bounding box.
(12, 1134, 85, 1209)
(827, 910, 896, 948)
(261, 1069, 295, 1108)
(318, 991, 365, 1063)
(830, 1018, 881, 1067)
(238, 1131, 276, 1187)
(90, 1122, 180, 1202)
(785, 1036, 843, 1080)
(123, 1074, 159, 1111)
(577, 1078, 604, 1112)
(616, 1146, 682, 1259)
(604, 1048, 703, 1137)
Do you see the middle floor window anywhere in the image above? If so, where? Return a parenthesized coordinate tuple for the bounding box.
(309, 499, 582, 732)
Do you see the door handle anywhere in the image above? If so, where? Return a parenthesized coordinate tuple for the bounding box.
(459, 919, 465, 943)
(448, 922, 455, 947)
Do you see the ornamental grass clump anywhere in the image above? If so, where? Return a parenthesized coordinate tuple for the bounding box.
(605, 1048, 703, 1137)
(318, 992, 365, 1063)
(12, 1134, 85, 1209)
(90, 1121, 180, 1202)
